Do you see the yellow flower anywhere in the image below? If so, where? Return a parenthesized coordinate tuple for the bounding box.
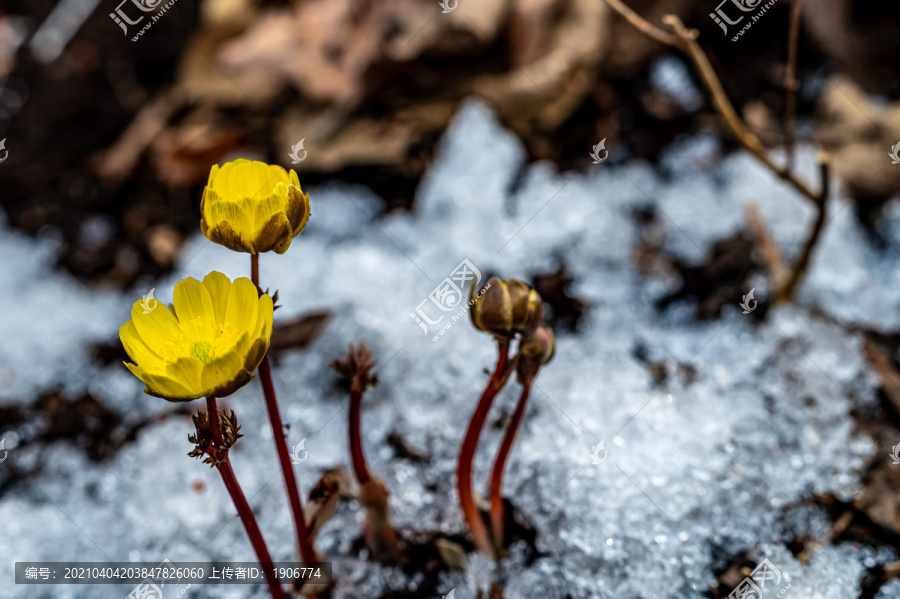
(119, 272, 274, 402)
(200, 159, 311, 254)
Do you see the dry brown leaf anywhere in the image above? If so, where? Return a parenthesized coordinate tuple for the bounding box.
(474, 0, 608, 132)
(276, 100, 457, 172)
(150, 108, 245, 187)
(91, 88, 184, 182)
(508, 0, 567, 68)
(816, 75, 900, 204)
(269, 309, 333, 356)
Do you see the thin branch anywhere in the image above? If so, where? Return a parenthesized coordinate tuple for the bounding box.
(603, 0, 822, 204)
(784, 0, 805, 172)
(662, 17, 765, 154)
(660, 15, 822, 201)
(602, 0, 833, 303)
(604, 0, 679, 46)
(775, 153, 830, 302)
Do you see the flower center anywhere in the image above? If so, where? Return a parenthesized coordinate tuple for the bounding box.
(190, 341, 214, 363)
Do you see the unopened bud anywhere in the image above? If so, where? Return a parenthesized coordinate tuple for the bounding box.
(470, 276, 513, 339)
(508, 280, 542, 337)
(517, 325, 555, 383)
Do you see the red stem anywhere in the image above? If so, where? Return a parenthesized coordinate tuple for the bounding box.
(217, 460, 287, 599)
(488, 382, 532, 552)
(251, 255, 319, 569)
(348, 381, 371, 485)
(206, 397, 286, 599)
(207, 396, 225, 448)
(455, 341, 510, 558)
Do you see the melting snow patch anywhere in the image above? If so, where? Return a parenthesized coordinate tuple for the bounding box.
(0, 99, 890, 597)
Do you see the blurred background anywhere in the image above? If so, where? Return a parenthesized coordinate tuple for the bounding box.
(1, 0, 899, 290)
(4, 0, 900, 597)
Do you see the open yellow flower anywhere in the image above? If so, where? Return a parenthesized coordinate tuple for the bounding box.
(120, 272, 274, 402)
(200, 159, 311, 254)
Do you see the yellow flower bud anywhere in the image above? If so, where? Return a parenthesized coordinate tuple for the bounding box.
(200, 159, 311, 254)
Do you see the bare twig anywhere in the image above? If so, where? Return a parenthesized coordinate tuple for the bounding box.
(784, 0, 805, 172)
(604, 0, 824, 203)
(604, 0, 679, 46)
(660, 15, 822, 203)
(602, 0, 833, 302)
(775, 153, 829, 302)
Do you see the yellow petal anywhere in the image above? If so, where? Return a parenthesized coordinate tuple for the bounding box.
(207, 369, 255, 400)
(119, 320, 163, 370)
(202, 271, 232, 325)
(126, 363, 200, 402)
(173, 277, 216, 343)
(201, 345, 244, 392)
(214, 160, 290, 201)
(243, 337, 269, 374)
(205, 196, 254, 240)
(131, 299, 181, 350)
(242, 294, 273, 372)
(254, 212, 293, 254)
(165, 356, 204, 394)
(224, 277, 259, 337)
(205, 221, 255, 254)
(254, 293, 274, 343)
(207, 162, 220, 187)
(285, 185, 310, 236)
(252, 184, 288, 231)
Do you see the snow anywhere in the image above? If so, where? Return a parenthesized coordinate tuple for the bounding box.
(1, 98, 897, 597)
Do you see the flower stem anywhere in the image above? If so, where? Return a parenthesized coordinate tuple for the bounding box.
(206, 397, 225, 447)
(347, 371, 398, 560)
(250, 255, 319, 570)
(251, 252, 260, 287)
(348, 380, 371, 485)
(206, 397, 286, 599)
(456, 341, 511, 558)
(488, 381, 531, 552)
